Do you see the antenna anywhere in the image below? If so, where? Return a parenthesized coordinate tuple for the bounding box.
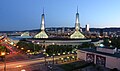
(77, 6, 78, 13)
(43, 8, 44, 14)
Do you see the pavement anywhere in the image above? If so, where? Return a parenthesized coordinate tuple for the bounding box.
(0, 53, 77, 71)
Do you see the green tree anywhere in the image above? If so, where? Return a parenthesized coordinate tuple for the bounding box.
(16, 41, 42, 52)
(103, 38, 110, 46)
(46, 45, 74, 56)
(78, 42, 95, 48)
(0, 46, 6, 51)
(111, 37, 120, 48)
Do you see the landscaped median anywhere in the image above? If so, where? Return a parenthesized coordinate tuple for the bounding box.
(58, 60, 92, 71)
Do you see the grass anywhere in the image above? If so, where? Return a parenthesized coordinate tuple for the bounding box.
(59, 60, 92, 71)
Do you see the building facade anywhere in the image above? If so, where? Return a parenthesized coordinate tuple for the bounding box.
(77, 47, 120, 70)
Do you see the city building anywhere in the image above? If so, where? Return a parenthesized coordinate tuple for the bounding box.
(26, 8, 91, 46)
(77, 47, 120, 70)
(70, 8, 85, 39)
(34, 9, 48, 38)
(86, 24, 89, 32)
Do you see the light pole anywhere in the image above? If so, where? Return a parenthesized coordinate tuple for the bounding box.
(32, 41, 35, 53)
(1, 47, 6, 71)
(52, 43, 55, 68)
(53, 53, 55, 65)
(4, 54, 6, 71)
(44, 49, 46, 65)
(43, 41, 47, 71)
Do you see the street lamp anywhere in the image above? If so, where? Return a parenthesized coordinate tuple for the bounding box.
(27, 50, 30, 53)
(16, 46, 19, 48)
(1, 48, 6, 71)
(53, 53, 55, 65)
(58, 53, 60, 55)
(52, 42, 55, 69)
(1, 52, 5, 56)
(21, 48, 24, 50)
(37, 42, 40, 44)
(43, 41, 47, 66)
(32, 41, 35, 52)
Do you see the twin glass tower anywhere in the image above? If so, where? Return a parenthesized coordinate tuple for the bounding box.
(34, 8, 85, 39)
(70, 8, 85, 39)
(34, 10, 48, 38)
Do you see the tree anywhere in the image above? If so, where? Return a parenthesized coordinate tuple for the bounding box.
(103, 38, 110, 46)
(46, 45, 74, 56)
(16, 41, 42, 52)
(111, 37, 120, 48)
(0, 45, 6, 52)
(78, 42, 95, 48)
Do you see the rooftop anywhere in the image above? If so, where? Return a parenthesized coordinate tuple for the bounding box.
(78, 47, 120, 58)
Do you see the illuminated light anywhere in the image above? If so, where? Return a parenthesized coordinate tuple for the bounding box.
(67, 57, 69, 59)
(1, 52, 5, 56)
(52, 43, 55, 45)
(10, 42, 14, 45)
(16, 65, 22, 68)
(34, 31, 48, 38)
(27, 50, 30, 52)
(99, 36, 102, 38)
(14, 44, 16, 46)
(68, 52, 70, 54)
(99, 44, 104, 47)
(36, 52, 39, 54)
(17, 46, 19, 48)
(68, 33, 70, 35)
(43, 49, 46, 52)
(47, 54, 49, 56)
(70, 30, 85, 39)
(21, 69, 26, 71)
(58, 53, 60, 55)
(21, 48, 24, 50)
(29, 53, 32, 55)
(7, 53, 9, 55)
(34, 13, 48, 38)
(72, 56, 75, 58)
(32, 41, 34, 43)
(63, 52, 65, 54)
(61, 58, 63, 60)
(37, 42, 40, 44)
(5, 39, 7, 42)
(109, 40, 111, 43)
(53, 54, 55, 55)
(72, 51, 74, 53)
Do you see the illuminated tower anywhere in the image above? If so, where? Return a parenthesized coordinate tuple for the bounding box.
(41, 9, 45, 31)
(75, 8, 80, 31)
(70, 7, 85, 39)
(34, 9, 48, 38)
(86, 24, 89, 32)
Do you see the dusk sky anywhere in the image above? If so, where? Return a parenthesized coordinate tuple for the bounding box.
(0, 0, 120, 31)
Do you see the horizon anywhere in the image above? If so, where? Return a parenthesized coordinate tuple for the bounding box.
(0, 27, 120, 32)
(0, 0, 120, 31)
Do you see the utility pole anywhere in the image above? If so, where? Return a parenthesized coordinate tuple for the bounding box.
(52, 43, 55, 71)
(4, 54, 6, 71)
(1, 46, 6, 71)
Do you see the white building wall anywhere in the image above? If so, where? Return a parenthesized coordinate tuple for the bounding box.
(77, 50, 120, 70)
(77, 50, 86, 60)
(106, 56, 120, 70)
(97, 48, 114, 54)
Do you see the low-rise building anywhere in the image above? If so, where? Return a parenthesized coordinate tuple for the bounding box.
(77, 47, 120, 70)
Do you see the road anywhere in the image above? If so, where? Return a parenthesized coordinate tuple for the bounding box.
(0, 37, 77, 71)
(0, 54, 76, 71)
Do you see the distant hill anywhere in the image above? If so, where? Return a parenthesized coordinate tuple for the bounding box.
(0, 27, 120, 33)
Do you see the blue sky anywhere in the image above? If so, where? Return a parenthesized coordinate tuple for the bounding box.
(0, 0, 120, 31)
